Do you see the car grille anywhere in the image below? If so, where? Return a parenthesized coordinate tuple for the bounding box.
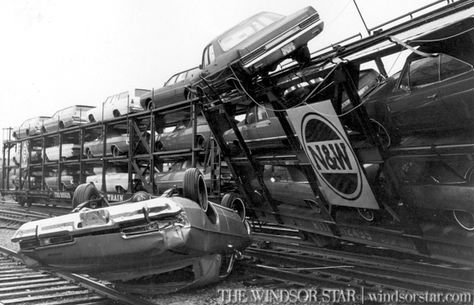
(299, 13, 320, 29)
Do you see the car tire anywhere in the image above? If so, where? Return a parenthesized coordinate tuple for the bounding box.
(112, 146, 120, 158)
(130, 191, 152, 202)
(147, 101, 154, 111)
(88, 114, 95, 123)
(113, 110, 121, 118)
(221, 192, 246, 221)
(196, 135, 206, 150)
(72, 183, 100, 208)
(218, 253, 236, 279)
(183, 168, 208, 212)
(453, 210, 474, 231)
(59, 121, 65, 129)
(155, 141, 163, 151)
(86, 149, 93, 159)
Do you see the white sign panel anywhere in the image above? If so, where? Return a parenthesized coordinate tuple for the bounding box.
(287, 100, 379, 209)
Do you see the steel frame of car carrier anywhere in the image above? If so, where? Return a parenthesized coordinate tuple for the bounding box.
(196, 0, 474, 266)
(1, 99, 224, 207)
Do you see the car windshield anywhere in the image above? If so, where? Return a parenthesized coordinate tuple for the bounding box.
(218, 12, 282, 52)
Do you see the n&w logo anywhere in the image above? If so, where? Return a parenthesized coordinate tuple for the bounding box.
(302, 113, 362, 200)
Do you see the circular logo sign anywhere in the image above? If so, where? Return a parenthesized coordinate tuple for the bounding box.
(301, 113, 363, 200)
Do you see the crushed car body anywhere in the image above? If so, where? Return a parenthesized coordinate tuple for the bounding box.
(11, 181, 251, 286)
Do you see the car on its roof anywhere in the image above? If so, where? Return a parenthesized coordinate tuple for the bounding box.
(12, 171, 251, 288)
(192, 6, 323, 95)
(140, 67, 200, 110)
(42, 105, 95, 133)
(86, 89, 149, 123)
(12, 116, 50, 139)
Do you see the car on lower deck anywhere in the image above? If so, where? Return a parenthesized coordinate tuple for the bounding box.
(364, 26, 474, 144)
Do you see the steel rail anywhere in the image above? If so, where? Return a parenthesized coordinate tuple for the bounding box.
(0, 245, 155, 305)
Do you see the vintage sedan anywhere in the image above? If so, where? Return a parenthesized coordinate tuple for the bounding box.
(12, 171, 251, 287)
(223, 69, 384, 150)
(364, 49, 474, 143)
(42, 105, 95, 133)
(157, 116, 211, 151)
(44, 169, 78, 191)
(193, 6, 323, 95)
(87, 89, 149, 123)
(140, 67, 200, 110)
(45, 143, 80, 161)
(12, 116, 50, 139)
(84, 131, 129, 158)
(86, 167, 129, 193)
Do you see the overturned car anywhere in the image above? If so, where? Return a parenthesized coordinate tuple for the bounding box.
(12, 168, 251, 290)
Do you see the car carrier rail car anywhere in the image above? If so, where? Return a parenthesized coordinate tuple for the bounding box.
(193, 0, 474, 267)
(1, 0, 474, 267)
(1, 99, 226, 208)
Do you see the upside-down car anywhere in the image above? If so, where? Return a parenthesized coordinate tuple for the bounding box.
(12, 168, 251, 290)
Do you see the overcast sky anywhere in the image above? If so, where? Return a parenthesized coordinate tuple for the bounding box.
(0, 0, 437, 143)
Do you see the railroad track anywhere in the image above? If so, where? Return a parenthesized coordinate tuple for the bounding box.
(244, 230, 474, 294)
(0, 246, 155, 305)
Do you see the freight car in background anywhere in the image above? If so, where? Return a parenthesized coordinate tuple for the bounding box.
(1, 89, 226, 208)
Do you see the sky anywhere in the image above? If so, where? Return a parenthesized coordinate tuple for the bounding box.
(0, 0, 438, 144)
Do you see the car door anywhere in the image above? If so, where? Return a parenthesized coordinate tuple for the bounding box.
(385, 55, 444, 133)
(243, 105, 258, 142)
(157, 74, 179, 104)
(437, 53, 474, 131)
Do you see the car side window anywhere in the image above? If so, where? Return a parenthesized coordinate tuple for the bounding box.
(272, 166, 289, 182)
(246, 106, 257, 124)
(440, 54, 472, 80)
(408, 56, 440, 88)
(176, 72, 187, 83)
(257, 106, 269, 121)
(166, 75, 179, 86)
(202, 44, 215, 68)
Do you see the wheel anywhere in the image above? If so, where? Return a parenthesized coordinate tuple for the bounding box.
(183, 168, 208, 212)
(453, 210, 474, 231)
(17, 197, 26, 207)
(58, 121, 65, 129)
(130, 191, 152, 202)
(221, 192, 246, 221)
(88, 114, 96, 123)
(147, 101, 154, 111)
(464, 166, 474, 185)
(72, 183, 101, 208)
(357, 208, 375, 222)
(113, 110, 121, 117)
(86, 149, 93, 159)
(195, 135, 206, 150)
(370, 118, 391, 148)
(218, 253, 236, 279)
(155, 141, 163, 151)
(112, 146, 120, 158)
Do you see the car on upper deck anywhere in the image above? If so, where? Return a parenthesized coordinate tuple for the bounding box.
(84, 131, 129, 158)
(42, 105, 94, 133)
(192, 6, 324, 96)
(86, 89, 150, 123)
(140, 67, 200, 110)
(12, 116, 50, 139)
